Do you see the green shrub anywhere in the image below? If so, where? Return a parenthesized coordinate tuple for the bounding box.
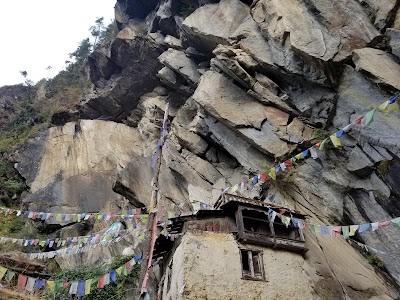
(42, 255, 139, 300)
(367, 254, 384, 269)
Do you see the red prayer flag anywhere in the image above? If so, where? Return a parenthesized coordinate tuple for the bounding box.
(378, 221, 390, 228)
(278, 209, 286, 216)
(260, 173, 268, 182)
(17, 274, 28, 289)
(125, 261, 131, 270)
(284, 160, 293, 168)
(62, 282, 70, 290)
(97, 275, 105, 289)
(332, 226, 341, 238)
(355, 117, 363, 125)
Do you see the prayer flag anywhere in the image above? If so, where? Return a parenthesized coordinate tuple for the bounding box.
(268, 168, 276, 180)
(378, 221, 390, 228)
(77, 280, 85, 297)
(301, 149, 309, 157)
(275, 165, 281, 174)
(116, 266, 123, 276)
(290, 157, 298, 167)
(85, 279, 92, 295)
(391, 218, 400, 227)
(5, 270, 15, 283)
(110, 270, 117, 282)
(310, 147, 318, 159)
(342, 226, 349, 239)
(0, 266, 7, 280)
(284, 160, 293, 169)
(332, 226, 341, 238)
(371, 222, 379, 231)
(336, 129, 344, 138)
(349, 225, 359, 236)
(34, 278, 46, 289)
(362, 109, 376, 127)
(330, 134, 342, 147)
(319, 138, 329, 151)
(26, 277, 36, 292)
(388, 95, 398, 104)
(231, 184, 238, 193)
(47, 281, 55, 291)
(260, 173, 267, 182)
(69, 282, 78, 295)
(295, 153, 303, 160)
(103, 273, 110, 285)
(355, 117, 363, 125)
(280, 163, 286, 171)
(252, 176, 258, 186)
(18, 274, 28, 289)
(97, 275, 105, 288)
(358, 224, 370, 233)
(320, 225, 329, 236)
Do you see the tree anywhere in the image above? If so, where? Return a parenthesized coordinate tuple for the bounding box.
(45, 65, 52, 79)
(68, 38, 92, 64)
(89, 17, 105, 48)
(19, 71, 34, 100)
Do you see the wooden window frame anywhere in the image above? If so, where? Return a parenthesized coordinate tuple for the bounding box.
(239, 248, 266, 281)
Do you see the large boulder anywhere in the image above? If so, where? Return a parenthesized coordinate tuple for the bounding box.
(352, 48, 400, 92)
(82, 37, 163, 120)
(15, 120, 143, 212)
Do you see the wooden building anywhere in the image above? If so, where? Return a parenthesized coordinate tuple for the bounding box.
(152, 194, 314, 300)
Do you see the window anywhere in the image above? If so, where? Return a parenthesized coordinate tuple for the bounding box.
(240, 249, 265, 281)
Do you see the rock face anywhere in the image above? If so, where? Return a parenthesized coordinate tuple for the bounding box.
(15, 120, 143, 212)
(11, 0, 400, 298)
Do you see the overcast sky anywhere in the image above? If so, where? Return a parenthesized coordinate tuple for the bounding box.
(0, 0, 116, 87)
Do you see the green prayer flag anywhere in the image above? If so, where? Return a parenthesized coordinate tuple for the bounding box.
(5, 270, 15, 283)
(362, 108, 376, 127)
(391, 217, 400, 227)
(55, 280, 63, 292)
(319, 138, 329, 151)
(342, 226, 349, 239)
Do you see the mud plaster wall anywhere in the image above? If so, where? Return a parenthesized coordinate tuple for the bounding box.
(161, 231, 317, 300)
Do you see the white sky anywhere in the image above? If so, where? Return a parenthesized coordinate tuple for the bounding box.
(0, 0, 116, 87)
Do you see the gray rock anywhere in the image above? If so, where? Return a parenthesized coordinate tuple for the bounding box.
(333, 66, 400, 156)
(193, 71, 270, 129)
(252, 0, 379, 63)
(82, 37, 163, 120)
(353, 48, 400, 92)
(87, 51, 119, 84)
(204, 116, 272, 172)
(181, 0, 258, 53)
(158, 49, 201, 84)
(346, 146, 375, 177)
(387, 28, 400, 59)
(354, 0, 399, 31)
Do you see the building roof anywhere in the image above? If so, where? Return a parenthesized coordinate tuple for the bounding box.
(215, 193, 306, 218)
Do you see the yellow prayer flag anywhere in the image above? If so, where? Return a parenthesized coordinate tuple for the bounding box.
(77, 214, 81, 223)
(295, 153, 303, 160)
(268, 168, 276, 180)
(56, 214, 62, 222)
(330, 134, 342, 147)
(378, 101, 388, 111)
(85, 279, 92, 295)
(0, 266, 7, 280)
(116, 266, 123, 275)
(230, 184, 239, 193)
(47, 281, 55, 291)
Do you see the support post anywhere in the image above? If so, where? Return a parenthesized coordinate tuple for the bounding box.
(137, 103, 169, 299)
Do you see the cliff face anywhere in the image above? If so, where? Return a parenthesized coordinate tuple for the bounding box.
(12, 0, 400, 298)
